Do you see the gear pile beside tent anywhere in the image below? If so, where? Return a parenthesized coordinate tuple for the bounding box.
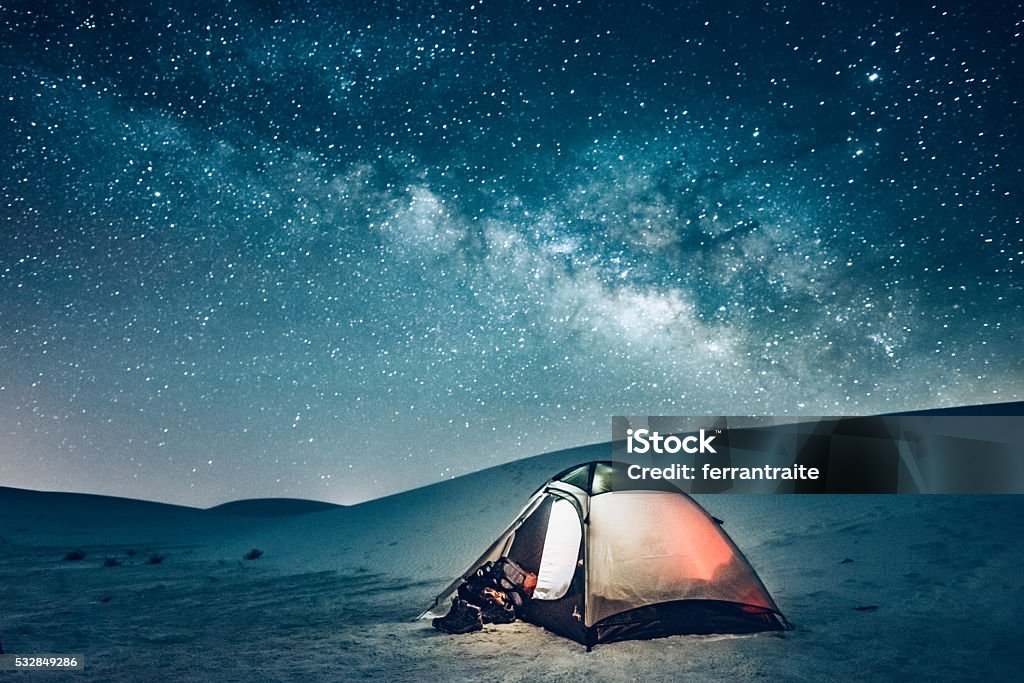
(425, 461, 791, 649)
(432, 558, 535, 634)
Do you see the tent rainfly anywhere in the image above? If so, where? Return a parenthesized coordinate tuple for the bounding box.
(424, 461, 791, 648)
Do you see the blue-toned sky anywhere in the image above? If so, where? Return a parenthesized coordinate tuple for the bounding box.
(1, 2, 1021, 505)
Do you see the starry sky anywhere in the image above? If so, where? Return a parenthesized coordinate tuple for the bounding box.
(1, 1, 1021, 506)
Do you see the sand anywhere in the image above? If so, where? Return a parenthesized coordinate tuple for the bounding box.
(2, 443, 1022, 681)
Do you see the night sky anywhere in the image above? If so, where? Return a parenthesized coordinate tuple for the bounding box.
(1, 2, 1021, 506)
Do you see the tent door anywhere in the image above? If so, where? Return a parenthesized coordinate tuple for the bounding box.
(533, 496, 583, 600)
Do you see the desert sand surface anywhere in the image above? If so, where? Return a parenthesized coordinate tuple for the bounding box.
(2, 443, 1022, 681)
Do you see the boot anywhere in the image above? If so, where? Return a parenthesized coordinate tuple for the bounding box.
(432, 598, 483, 634)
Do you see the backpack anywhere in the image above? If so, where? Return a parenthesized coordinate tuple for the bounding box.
(465, 558, 537, 609)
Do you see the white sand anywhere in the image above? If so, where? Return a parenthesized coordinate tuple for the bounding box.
(2, 443, 1022, 681)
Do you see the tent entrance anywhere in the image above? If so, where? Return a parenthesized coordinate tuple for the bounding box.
(534, 497, 582, 601)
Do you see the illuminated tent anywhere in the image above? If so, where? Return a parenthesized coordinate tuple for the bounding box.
(425, 461, 791, 648)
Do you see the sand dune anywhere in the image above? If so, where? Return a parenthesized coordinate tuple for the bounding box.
(2, 443, 1022, 680)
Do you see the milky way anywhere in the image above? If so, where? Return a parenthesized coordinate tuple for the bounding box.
(1, 2, 1021, 505)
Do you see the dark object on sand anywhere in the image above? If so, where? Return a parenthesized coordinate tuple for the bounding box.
(244, 548, 264, 560)
(146, 553, 165, 565)
(853, 605, 879, 612)
(432, 598, 483, 634)
(63, 549, 86, 561)
(435, 557, 525, 633)
(103, 557, 122, 567)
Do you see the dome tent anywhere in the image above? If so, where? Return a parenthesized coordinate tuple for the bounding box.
(424, 461, 791, 648)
